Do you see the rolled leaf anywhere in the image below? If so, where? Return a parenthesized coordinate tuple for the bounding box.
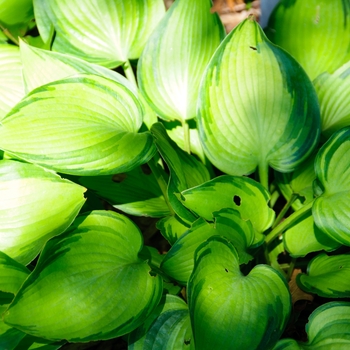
(138, 0, 225, 122)
(198, 17, 320, 180)
(3, 211, 163, 342)
(0, 159, 86, 264)
(33, 0, 165, 67)
(188, 236, 291, 350)
(313, 127, 350, 245)
(0, 74, 156, 176)
(266, 0, 350, 80)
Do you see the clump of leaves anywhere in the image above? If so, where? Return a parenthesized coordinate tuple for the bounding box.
(1, 0, 350, 349)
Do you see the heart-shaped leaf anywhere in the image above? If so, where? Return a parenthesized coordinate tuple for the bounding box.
(198, 17, 320, 184)
(266, 0, 350, 80)
(0, 74, 156, 176)
(313, 61, 350, 139)
(162, 209, 255, 284)
(297, 253, 350, 298)
(188, 236, 291, 350)
(138, 0, 225, 123)
(0, 159, 86, 264)
(3, 211, 163, 342)
(33, 0, 165, 67)
(0, 45, 25, 120)
(313, 127, 350, 245)
(273, 302, 350, 349)
(180, 175, 275, 245)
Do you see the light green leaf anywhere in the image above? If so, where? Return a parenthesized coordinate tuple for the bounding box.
(266, 0, 350, 80)
(273, 302, 350, 349)
(0, 45, 25, 120)
(297, 253, 350, 298)
(79, 166, 170, 218)
(180, 175, 275, 245)
(33, 0, 165, 68)
(0, 160, 85, 265)
(128, 294, 192, 350)
(0, 251, 30, 294)
(151, 122, 210, 224)
(198, 18, 320, 182)
(138, 0, 225, 122)
(161, 209, 255, 285)
(157, 215, 190, 245)
(313, 127, 350, 245)
(0, 0, 33, 27)
(314, 61, 350, 139)
(188, 236, 291, 350)
(0, 74, 156, 176)
(3, 211, 163, 342)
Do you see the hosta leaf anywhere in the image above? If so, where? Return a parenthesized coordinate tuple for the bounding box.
(180, 175, 275, 245)
(0, 0, 33, 27)
(273, 302, 350, 349)
(138, 0, 225, 122)
(313, 127, 350, 245)
(0, 74, 156, 176)
(314, 61, 350, 139)
(151, 122, 210, 223)
(3, 211, 163, 342)
(266, 0, 350, 80)
(198, 18, 320, 180)
(157, 215, 190, 245)
(297, 253, 350, 298)
(0, 251, 30, 294)
(0, 45, 25, 120)
(33, 0, 165, 67)
(284, 214, 340, 258)
(128, 294, 192, 350)
(0, 160, 85, 265)
(79, 166, 170, 218)
(161, 209, 255, 285)
(188, 236, 291, 350)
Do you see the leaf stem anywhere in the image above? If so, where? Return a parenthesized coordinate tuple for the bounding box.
(269, 189, 280, 208)
(148, 157, 175, 216)
(258, 162, 269, 191)
(272, 193, 298, 229)
(0, 25, 19, 45)
(265, 200, 314, 245)
(182, 120, 191, 154)
(123, 60, 137, 87)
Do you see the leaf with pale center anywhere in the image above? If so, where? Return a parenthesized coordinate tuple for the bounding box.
(3, 211, 163, 342)
(0, 160, 86, 265)
(0, 74, 156, 176)
(198, 18, 320, 182)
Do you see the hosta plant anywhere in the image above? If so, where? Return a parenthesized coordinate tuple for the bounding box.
(1, 0, 350, 349)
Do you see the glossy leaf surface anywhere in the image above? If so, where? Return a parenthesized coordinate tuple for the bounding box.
(0, 74, 156, 176)
(4, 211, 163, 342)
(138, 0, 224, 122)
(266, 0, 350, 80)
(198, 18, 320, 177)
(297, 253, 350, 298)
(0, 160, 85, 264)
(33, 0, 165, 67)
(188, 236, 291, 350)
(313, 127, 350, 245)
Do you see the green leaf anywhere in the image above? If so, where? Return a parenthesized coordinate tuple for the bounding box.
(3, 211, 163, 342)
(188, 236, 291, 350)
(151, 122, 210, 223)
(198, 18, 320, 182)
(161, 209, 255, 285)
(0, 251, 30, 294)
(273, 302, 350, 349)
(0, 160, 86, 265)
(128, 294, 192, 350)
(79, 166, 171, 218)
(33, 0, 165, 68)
(313, 127, 350, 245)
(180, 175, 275, 245)
(297, 253, 350, 298)
(266, 0, 350, 80)
(157, 215, 190, 245)
(314, 61, 350, 139)
(0, 45, 25, 120)
(0, 0, 33, 27)
(0, 74, 156, 176)
(138, 0, 225, 122)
